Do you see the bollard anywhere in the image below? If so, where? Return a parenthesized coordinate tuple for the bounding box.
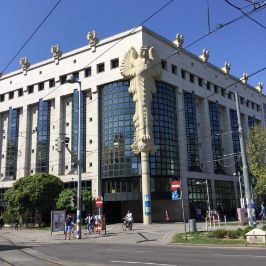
(188, 219, 197, 232)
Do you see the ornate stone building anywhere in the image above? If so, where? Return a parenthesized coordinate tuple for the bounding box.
(0, 26, 265, 222)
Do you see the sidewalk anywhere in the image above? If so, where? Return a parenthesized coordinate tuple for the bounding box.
(1, 221, 250, 247)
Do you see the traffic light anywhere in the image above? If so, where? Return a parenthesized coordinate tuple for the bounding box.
(55, 137, 63, 152)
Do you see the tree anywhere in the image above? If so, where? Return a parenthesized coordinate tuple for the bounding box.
(82, 189, 93, 212)
(56, 189, 75, 213)
(246, 125, 266, 200)
(4, 173, 64, 218)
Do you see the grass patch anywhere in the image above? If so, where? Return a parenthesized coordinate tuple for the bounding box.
(172, 230, 246, 245)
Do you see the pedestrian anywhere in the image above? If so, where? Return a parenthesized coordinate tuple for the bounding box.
(259, 204, 266, 221)
(124, 210, 133, 230)
(14, 218, 20, 230)
(0, 216, 4, 230)
(84, 213, 95, 234)
(64, 214, 74, 240)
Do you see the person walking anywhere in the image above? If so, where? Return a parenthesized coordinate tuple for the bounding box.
(64, 215, 74, 240)
(0, 216, 4, 230)
(124, 210, 133, 230)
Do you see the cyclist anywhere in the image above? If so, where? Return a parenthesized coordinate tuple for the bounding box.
(14, 218, 20, 230)
(84, 213, 95, 234)
(124, 210, 133, 230)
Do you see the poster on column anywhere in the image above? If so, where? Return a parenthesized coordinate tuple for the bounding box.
(144, 194, 151, 215)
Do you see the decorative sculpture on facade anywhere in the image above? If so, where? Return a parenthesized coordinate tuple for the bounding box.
(20, 57, 30, 74)
(87, 30, 99, 52)
(51, 44, 62, 64)
(175, 33, 184, 49)
(199, 49, 209, 63)
(256, 82, 263, 93)
(221, 62, 231, 74)
(241, 73, 249, 85)
(120, 46, 162, 154)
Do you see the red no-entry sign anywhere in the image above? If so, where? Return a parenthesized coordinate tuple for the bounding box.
(171, 180, 180, 191)
(96, 197, 103, 207)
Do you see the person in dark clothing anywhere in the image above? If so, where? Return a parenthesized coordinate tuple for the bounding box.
(0, 216, 4, 230)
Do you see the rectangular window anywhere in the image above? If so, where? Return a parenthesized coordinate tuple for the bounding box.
(97, 63, 105, 73)
(240, 97, 244, 104)
(18, 88, 23, 97)
(246, 100, 249, 107)
(111, 58, 119, 69)
(49, 79, 55, 88)
(161, 60, 167, 70)
(181, 69, 186, 79)
(9, 91, 14, 99)
(228, 91, 232, 99)
(60, 75, 67, 84)
(0, 94, 4, 102)
(214, 85, 219, 93)
(189, 74, 194, 83)
(72, 72, 79, 79)
(221, 88, 226, 96)
(28, 85, 34, 94)
(84, 67, 91, 77)
(38, 82, 44, 91)
(171, 64, 177, 74)
(206, 81, 211, 90)
(198, 78, 203, 87)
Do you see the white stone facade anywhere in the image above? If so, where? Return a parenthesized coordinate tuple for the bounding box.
(0, 26, 265, 221)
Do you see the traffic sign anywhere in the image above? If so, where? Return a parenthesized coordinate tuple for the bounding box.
(95, 197, 103, 207)
(171, 180, 180, 191)
(172, 191, 181, 200)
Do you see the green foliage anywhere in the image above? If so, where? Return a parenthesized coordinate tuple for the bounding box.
(246, 125, 266, 199)
(212, 229, 227, 239)
(227, 230, 238, 239)
(82, 189, 92, 212)
(243, 226, 253, 236)
(56, 189, 75, 212)
(4, 173, 64, 215)
(2, 210, 14, 224)
(262, 225, 266, 231)
(235, 228, 243, 237)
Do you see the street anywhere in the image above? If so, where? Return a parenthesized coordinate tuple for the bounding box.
(0, 223, 266, 266)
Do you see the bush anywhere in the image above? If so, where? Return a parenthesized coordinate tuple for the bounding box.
(243, 226, 253, 236)
(2, 210, 14, 224)
(227, 230, 238, 239)
(235, 228, 243, 237)
(262, 225, 266, 231)
(212, 229, 227, 239)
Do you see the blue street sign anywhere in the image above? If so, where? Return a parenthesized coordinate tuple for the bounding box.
(172, 191, 181, 200)
(144, 194, 151, 215)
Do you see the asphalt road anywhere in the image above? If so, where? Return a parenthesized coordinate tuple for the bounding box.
(32, 242, 266, 266)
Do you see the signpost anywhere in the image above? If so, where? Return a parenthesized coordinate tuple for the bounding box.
(96, 197, 103, 208)
(171, 180, 187, 240)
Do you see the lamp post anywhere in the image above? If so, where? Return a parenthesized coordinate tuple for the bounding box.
(196, 179, 211, 214)
(233, 172, 245, 208)
(66, 74, 82, 239)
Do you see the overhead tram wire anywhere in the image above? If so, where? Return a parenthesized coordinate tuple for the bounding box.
(12, 1, 266, 168)
(0, 0, 62, 75)
(225, 0, 266, 30)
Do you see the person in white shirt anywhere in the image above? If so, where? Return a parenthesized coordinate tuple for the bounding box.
(125, 210, 133, 230)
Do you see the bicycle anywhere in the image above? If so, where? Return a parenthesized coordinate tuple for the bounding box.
(84, 224, 94, 235)
(122, 218, 132, 231)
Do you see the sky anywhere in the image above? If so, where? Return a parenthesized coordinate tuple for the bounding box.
(0, 0, 266, 93)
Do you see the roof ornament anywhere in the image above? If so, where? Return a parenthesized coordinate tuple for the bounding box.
(256, 82, 263, 93)
(199, 49, 209, 63)
(87, 30, 99, 52)
(241, 73, 249, 85)
(175, 33, 184, 49)
(221, 62, 231, 75)
(20, 57, 30, 75)
(51, 45, 62, 64)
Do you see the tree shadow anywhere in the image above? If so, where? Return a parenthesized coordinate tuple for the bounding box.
(0, 245, 32, 252)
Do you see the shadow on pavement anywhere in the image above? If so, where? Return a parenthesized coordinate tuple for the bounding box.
(0, 244, 32, 252)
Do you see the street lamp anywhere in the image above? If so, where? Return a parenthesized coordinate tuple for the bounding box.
(233, 172, 245, 208)
(66, 74, 82, 239)
(196, 179, 211, 214)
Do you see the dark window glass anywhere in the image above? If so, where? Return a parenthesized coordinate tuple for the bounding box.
(18, 88, 23, 97)
(198, 78, 203, 87)
(209, 102, 225, 174)
(5, 108, 20, 178)
(72, 72, 79, 79)
(9, 91, 14, 99)
(111, 58, 119, 69)
(221, 88, 226, 96)
(206, 82, 211, 90)
(28, 85, 34, 94)
(240, 97, 244, 104)
(248, 116, 255, 128)
(181, 69, 186, 79)
(214, 85, 219, 93)
(228, 92, 232, 99)
(38, 82, 44, 91)
(60, 75, 67, 84)
(97, 63, 105, 73)
(35, 99, 50, 173)
(0, 94, 4, 102)
(184, 93, 201, 171)
(171, 64, 177, 74)
(49, 79, 55, 88)
(84, 67, 91, 77)
(161, 60, 167, 70)
(72, 90, 86, 172)
(189, 74, 194, 83)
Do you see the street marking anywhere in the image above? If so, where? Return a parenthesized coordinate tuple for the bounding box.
(106, 249, 152, 253)
(213, 254, 266, 258)
(110, 261, 176, 266)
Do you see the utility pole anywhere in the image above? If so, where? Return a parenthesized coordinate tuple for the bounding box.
(235, 91, 253, 226)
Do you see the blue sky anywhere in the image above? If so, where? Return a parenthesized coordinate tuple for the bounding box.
(0, 0, 266, 93)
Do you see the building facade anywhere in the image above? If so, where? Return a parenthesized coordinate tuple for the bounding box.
(0, 27, 265, 222)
